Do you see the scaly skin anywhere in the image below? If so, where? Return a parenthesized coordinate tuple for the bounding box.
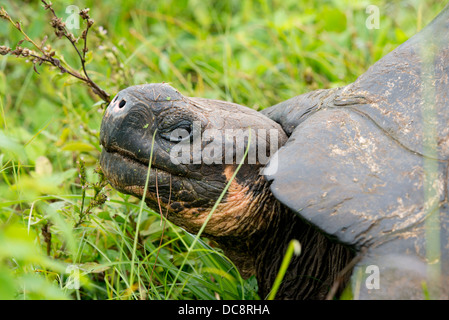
(100, 83, 354, 299)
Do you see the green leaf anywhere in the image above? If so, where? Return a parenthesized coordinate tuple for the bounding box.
(0, 130, 26, 160)
(321, 7, 347, 33)
(34, 155, 53, 176)
(0, 266, 16, 300)
(62, 141, 96, 152)
(17, 274, 70, 300)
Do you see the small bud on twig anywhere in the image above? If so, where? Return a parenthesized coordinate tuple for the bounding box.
(0, 7, 10, 20)
(11, 46, 23, 56)
(42, 1, 53, 10)
(55, 29, 64, 38)
(50, 17, 65, 31)
(41, 35, 48, 47)
(0, 45, 11, 55)
(21, 48, 30, 57)
(68, 33, 76, 42)
(79, 8, 90, 20)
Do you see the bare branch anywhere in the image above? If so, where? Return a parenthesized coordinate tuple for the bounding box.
(0, 3, 111, 103)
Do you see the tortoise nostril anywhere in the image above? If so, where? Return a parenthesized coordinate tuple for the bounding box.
(119, 100, 126, 108)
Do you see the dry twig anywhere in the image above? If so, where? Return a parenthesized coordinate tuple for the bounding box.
(0, 2, 110, 103)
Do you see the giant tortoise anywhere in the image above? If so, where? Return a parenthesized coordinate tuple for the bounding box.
(99, 6, 449, 299)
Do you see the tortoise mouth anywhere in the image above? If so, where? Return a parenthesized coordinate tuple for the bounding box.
(100, 147, 178, 198)
(101, 143, 190, 178)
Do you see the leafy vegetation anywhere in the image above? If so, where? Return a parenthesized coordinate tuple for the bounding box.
(0, 0, 444, 299)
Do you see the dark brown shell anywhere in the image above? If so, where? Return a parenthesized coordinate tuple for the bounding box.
(262, 6, 449, 298)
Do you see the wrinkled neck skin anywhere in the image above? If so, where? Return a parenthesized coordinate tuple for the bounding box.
(208, 177, 356, 300)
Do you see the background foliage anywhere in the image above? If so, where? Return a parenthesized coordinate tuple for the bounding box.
(0, 0, 445, 299)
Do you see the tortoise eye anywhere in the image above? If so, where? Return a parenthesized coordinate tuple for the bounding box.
(160, 128, 192, 143)
(159, 120, 192, 142)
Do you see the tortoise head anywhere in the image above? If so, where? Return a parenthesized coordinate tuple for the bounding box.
(100, 83, 287, 238)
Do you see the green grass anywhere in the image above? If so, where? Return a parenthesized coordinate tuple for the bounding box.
(0, 0, 445, 300)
